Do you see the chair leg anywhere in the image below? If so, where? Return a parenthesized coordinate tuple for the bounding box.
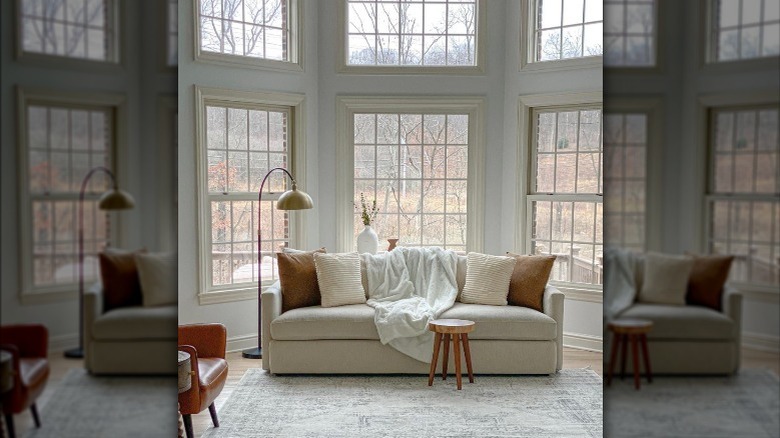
(4, 413, 15, 438)
(30, 403, 41, 428)
(182, 414, 193, 438)
(208, 403, 219, 428)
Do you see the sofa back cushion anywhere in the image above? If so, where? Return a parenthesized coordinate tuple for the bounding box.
(314, 252, 367, 307)
(135, 252, 177, 307)
(505, 253, 556, 312)
(460, 252, 516, 306)
(278, 249, 326, 313)
(686, 254, 734, 311)
(638, 252, 695, 305)
(100, 248, 146, 312)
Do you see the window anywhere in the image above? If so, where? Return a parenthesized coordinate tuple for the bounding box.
(532, 0, 603, 62)
(21, 99, 115, 294)
(707, 106, 779, 287)
(198, 0, 297, 65)
(19, 0, 118, 62)
(709, 0, 780, 62)
(529, 106, 603, 286)
(604, 113, 647, 251)
(353, 113, 469, 251)
(167, 0, 178, 67)
(604, 0, 656, 67)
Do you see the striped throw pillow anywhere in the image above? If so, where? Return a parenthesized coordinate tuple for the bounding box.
(460, 252, 516, 306)
(313, 252, 367, 308)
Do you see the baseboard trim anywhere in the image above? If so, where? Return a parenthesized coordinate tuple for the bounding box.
(742, 332, 780, 353)
(226, 334, 259, 353)
(563, 332, 603, 353)
(49, 333, 78, 352)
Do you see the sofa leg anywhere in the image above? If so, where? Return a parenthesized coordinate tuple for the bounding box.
(182, 414, 193, 438)
(208, 402, 220, 427)
(30, 403, 41, 428)
(4, 413, 15, 438)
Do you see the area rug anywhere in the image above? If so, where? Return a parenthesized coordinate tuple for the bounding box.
(201, 368, 603, 437)
(24, 368, 176, 438)
(605, 369, 780, 437)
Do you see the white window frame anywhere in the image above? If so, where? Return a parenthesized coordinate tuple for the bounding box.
(335, 96, 485, 253)
(603, 0, 663, 72)
(193, 0, 304, 73)
(516, 91, 603, 302)
(337, 0, 487, 75)
(17, 87, 128, 303)
(519, 0, 603, 72)
(700, 0, 780, 70)
(163, 0, 178, 70)
(14, 0, 123, 69)
(194, 86, 307, 305)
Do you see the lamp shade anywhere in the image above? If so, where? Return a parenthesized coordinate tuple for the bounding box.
(98, 189, 135, 210)
(276, 187, 313, 210)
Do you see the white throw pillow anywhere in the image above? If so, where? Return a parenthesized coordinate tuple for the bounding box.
(460, 252, 516, 306)
(135, 252, 177, 307)
(314, 252, 367, 307)
(638, 252, 695, 305)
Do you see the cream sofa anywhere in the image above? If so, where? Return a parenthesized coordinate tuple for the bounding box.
(262, 256, 565, 375)
(612, 260, 742, 375)
(84, 283, 177, 375)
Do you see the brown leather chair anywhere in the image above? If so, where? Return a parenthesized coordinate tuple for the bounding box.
(178, 323, 228, 438)
(0, 324, 50, 438)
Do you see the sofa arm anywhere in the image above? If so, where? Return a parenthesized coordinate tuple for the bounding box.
(543, 285, 565, 371)
(261, 281, 283, 371)
(722, 285, 742, 372)
(84, 283, 103, 371)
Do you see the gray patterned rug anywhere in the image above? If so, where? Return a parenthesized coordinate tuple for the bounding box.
(24, 369, 176, 438)
(201, 368, 603, 437)
(605, 369, 780, 437)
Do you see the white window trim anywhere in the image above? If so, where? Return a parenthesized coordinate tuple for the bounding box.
(519, 0, 603, 72)
(516, 91, 603, 300)
(335, 96, 485, 253)
(16, 87, 128, 304)
(161, 0, 178, 72)
(192, 0, 304, 73)
(696, 91, 780, 299)
(603, 0, 664, 73)
(194, 86, 307, 305)
(337, 0, 487, 75)
(14, 0, 124, 70)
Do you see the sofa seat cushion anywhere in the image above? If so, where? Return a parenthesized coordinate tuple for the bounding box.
(618, 304, 736, 340)
(93, 305, 177, 341)
(439, 303, 557, 341)
(271, 304, 380, 340)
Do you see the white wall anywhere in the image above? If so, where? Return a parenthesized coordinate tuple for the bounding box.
(178, 0, 604, 352)
(0, 0, 176, 350)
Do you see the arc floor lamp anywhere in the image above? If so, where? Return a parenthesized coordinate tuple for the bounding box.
(64, 166, 135, 359)
(242, 167, 313, 359)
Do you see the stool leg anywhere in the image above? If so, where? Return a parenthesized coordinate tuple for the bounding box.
(453, 333, 462, 390)
(631, 335, 641, 390)
(620, 334, 628, 380)
(606, 330, 621, 386)
(442, 334, 450, 380)
(640, 333, 653, 383)
(428, 332, 442, 386)
(461, 334, 474, 383)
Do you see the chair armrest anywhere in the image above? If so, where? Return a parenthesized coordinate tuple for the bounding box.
(262, 281, 283, 371)
(722, 285, 742, 371)
(0, 324, 48, 358)
(178, 324, 227, 359)
(177, 345, 201, 414)
(543, 285, 565, 371)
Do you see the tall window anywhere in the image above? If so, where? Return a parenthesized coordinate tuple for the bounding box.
(710, 0, 780, 62)
(202, 102, 291, 292)
(19, 0, 118, 62)
(529, 107, 603, 286)
(534, 0, 603, 62)
(604, 0, 656, 67)
(708, 106, 779, 286)
(604, 113, 647, 251)
(199, 0, 293, 62)
(353, 113, 469, 251)
(345, 0, 480, 68)
(23, 101, 114, 292)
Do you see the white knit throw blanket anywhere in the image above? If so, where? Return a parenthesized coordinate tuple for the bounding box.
(361, 247, 459, 363)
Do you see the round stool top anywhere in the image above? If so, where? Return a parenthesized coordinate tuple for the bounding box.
(177, 351, 192, 394)
(0, 350, 13, 393)
(608, 319, 653, 334)
(428, 319, 475, 334)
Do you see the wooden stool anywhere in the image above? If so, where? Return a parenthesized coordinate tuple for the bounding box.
(427, 319, 475, 390)
(607, 319, 653, 390)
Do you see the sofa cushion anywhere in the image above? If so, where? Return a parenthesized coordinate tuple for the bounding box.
(686, 254, 734, 311)
(460, 252, 516, 306)
(314, 252, 367, 307)
(271, 304, 380, 340)
(638, 252, 694, 305)
(506, 253, 556, 312)
(278, 249, 326, 313)
(100, 248, 146, 312)
(92, 305, 177, 341)
(618, 304, 736, 341)
(440, 303, 557, 341)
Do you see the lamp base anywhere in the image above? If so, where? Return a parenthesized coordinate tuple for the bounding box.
(64, 347, 84, 359)
(242, 347, 262, 359)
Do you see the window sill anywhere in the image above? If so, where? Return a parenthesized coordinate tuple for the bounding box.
(195, 51, 304, 73)
(197, 283, 282, 305)
(520, 56, 603, 73)
(699, 56, 780, 74)
(549, 282, 603, 303)
(19, 288, 78, 305)
(337, 64, 485, 76)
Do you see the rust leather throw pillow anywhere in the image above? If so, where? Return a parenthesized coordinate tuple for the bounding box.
(506, 253, 556, 312)
(278, 248, 326, 313)
(686, 254, 734, 311)
(99, 248, 146, 312)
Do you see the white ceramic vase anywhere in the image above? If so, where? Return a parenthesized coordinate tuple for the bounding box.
(356, 225, 379, 254)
